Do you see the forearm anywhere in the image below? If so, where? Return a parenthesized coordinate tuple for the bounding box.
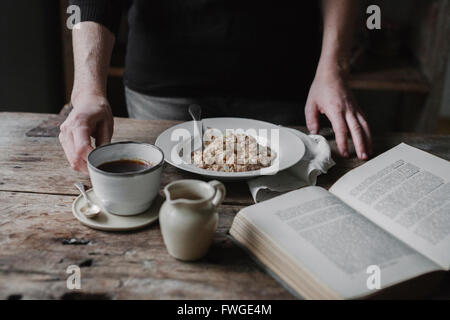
(71, 21, 115, 102)
(319, 0, 359, 75)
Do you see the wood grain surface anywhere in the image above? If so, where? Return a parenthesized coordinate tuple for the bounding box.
(1, 112, 449, 300)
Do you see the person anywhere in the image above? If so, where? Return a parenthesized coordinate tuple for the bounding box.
(60, 0, 372, 174)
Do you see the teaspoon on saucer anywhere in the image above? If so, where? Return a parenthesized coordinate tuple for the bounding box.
(74, 182, 101, 218)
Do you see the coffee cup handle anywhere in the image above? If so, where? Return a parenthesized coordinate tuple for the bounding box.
(208, 180, 226, 208)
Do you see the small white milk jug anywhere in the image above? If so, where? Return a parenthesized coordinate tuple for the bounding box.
(159, 179, 226, 261)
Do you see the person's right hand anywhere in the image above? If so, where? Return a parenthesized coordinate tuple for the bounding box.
(59, 94, 114, 174)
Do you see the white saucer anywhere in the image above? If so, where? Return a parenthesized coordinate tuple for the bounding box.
(72, 189, 161, 231)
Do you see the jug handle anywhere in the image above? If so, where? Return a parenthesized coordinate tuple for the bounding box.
(208, 180, 226, 208)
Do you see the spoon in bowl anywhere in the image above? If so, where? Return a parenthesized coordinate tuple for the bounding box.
(188, 104, 205, 151)
(74, 182, 101, 218)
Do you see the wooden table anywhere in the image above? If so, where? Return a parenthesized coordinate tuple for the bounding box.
(1, 112, 449, 300)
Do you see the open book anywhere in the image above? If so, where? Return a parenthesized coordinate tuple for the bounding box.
(230, 143, 450, 299)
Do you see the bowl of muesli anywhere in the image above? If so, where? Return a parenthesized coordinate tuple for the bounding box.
(155, 118, 305, 180)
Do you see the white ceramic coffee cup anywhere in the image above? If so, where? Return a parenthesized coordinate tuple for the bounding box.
(87, 141, 164, 216)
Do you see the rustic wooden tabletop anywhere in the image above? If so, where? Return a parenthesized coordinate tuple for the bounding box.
(1, 112, 449, 300)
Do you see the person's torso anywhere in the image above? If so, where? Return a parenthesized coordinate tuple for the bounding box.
(124, 0, 321, 99)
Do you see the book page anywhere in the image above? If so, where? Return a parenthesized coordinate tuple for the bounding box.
(330, 143, 450, 269)
(238, 186, 438, 299)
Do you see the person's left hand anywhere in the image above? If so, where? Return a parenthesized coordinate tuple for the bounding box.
(305, 66, 372, 160)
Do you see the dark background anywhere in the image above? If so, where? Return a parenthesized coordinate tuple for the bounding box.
(0, 0, 449, 134)
(0, 1, 64, 113)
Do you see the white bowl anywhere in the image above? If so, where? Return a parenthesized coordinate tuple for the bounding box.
(155, 118, 305, 181)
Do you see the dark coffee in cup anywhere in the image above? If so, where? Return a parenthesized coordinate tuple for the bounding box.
(97, 159, 152, 173)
